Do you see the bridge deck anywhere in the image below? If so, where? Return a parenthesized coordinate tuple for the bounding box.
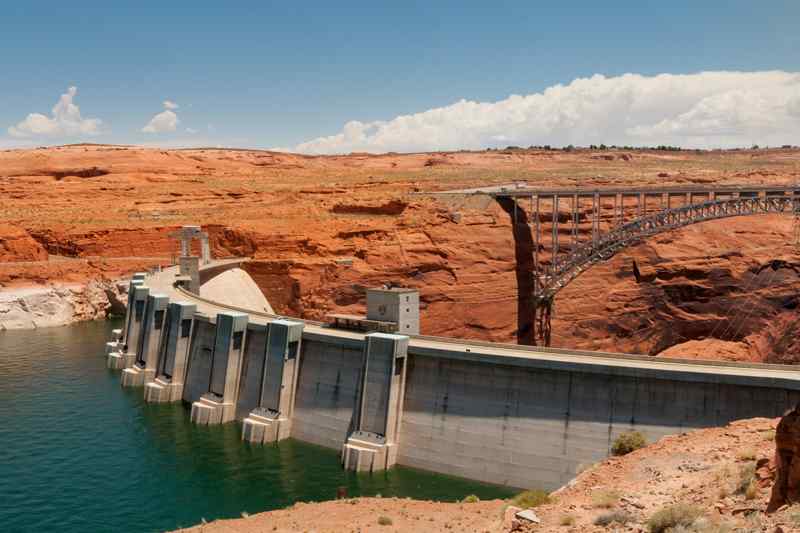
(424, 183, 800, 197)
(144, 261, 800, 389)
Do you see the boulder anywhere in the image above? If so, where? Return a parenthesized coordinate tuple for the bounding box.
(767, 405, 800, 512)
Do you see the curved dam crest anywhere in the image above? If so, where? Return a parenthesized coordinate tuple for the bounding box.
(107, 258, 800, 491)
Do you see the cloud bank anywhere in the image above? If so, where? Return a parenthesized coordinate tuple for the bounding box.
(142, 101, 180, 133)
(8, 87, 102, 138)
(287, 71, 800, 154)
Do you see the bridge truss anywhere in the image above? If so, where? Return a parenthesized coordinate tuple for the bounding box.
(430, 184, 800, 346)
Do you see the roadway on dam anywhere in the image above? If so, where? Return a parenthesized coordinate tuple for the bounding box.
(146, 260, 800, 389)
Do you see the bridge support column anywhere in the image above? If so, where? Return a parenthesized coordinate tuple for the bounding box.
(242, 320, 305, 444)
(190, 312, 249, 425)
(342, 333, 409, 472)
(121, 293, 169, 387)
(108, 284, 150, 370)
(145, 302, 197, 402)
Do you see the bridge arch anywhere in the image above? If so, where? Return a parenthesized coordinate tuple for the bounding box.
(432, 184, 800, 346)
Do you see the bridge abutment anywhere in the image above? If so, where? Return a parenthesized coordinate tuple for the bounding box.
(242, 320, 305, 444)
(342, 333, 409, 472)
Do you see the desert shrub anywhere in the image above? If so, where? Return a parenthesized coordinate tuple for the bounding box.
(670, 517, 732, 532)
(591, 489, 621, 509)
(789, 505, 800, 527)
(736, 462, 756, 494)
(744, 479, 758, 500)
(612, 431, 647, 456)
(377, 515, 393, 526)
(559, 514, 576, 526)
(461, 494, 480, 503)
(736, 448, 756, 461)
(646, 503, 703, 533)
(510, 489, 550, 509)
(594, 510, 631, 526)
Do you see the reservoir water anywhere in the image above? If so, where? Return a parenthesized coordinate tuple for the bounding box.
(0, 320, 514, 532)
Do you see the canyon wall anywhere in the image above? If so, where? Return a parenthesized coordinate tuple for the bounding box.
(2, 145, 799, 362)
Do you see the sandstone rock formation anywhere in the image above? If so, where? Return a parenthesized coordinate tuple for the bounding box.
(1, 144, 799, 363)
(0, 280, 126, 330)
(0, 224, 47, 262)
(768, 405, 800, 512)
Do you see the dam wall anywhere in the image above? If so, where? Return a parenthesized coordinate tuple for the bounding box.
(107, 268, 800, 491)
(292, 335, 365, 450)
(396, 351, 797, 489)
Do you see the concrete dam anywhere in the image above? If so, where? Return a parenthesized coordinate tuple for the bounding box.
(105, 227, 800, 491)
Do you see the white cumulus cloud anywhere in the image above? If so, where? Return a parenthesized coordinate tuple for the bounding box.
(286, 71, 800, 154)
(142, 100, 180, 133)
(8, 86, 102, 138)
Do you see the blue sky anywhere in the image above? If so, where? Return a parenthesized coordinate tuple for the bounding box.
(2, 1, 799, 152)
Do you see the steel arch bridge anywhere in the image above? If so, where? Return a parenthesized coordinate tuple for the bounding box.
(425, 184, 800, 346)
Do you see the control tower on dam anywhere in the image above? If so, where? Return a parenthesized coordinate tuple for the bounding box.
(104, 225, 800, 491)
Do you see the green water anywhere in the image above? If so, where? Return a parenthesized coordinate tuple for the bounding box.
(0, 320, 513, 532)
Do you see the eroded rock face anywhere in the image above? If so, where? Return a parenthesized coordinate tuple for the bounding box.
(0, 280, 124, 330)
(552, 215, 800, 362)
(0, 224, 48, 262)
(768, 406, 800, 512)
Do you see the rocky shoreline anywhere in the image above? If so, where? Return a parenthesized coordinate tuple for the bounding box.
(0, 279, 127, 331)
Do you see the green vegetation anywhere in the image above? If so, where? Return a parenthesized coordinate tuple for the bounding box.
(789, 505, 800, 527)
(510, 489, 551, 509)
(591, 489, 621, 509)
(594, 510, 631, 526)
(559, 514, 576, 526)
(461, 494, 480, 503)
(646, 503, 703, 533)
(736, 448, 756, 461)
(736, 462, 756, 495)
(611, 431, 647, 456)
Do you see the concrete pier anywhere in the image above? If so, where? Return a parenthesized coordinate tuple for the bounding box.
(144, 302, 197, 403)
(121, 293, 169, 387)
(107, 283, 149, 370)
(190, 312, 249, 425)
(105, 274, 146, 358)
(342, 333, 409, 472)
(242, 320, 305, 444)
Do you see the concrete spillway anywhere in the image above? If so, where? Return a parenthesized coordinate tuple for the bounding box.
(199, 267, 274, 314)
(105, 260, 800, 490)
